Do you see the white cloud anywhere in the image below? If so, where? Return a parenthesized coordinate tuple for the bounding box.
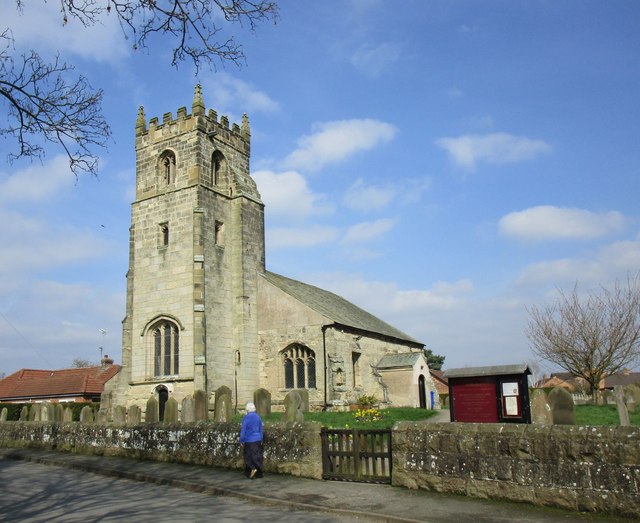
(0, 156, 76, 204)
(435, 132, 551, 169)
(342, 218, 396, 244)
(267, 226, 340, 249)
(253, 170, 332, 218)
(5, 1, 127, 63)
(343, 178, 394, 212)
(500, 206, 625, 241)
(202, 72, 279, 115)
(351, 41, 404, 77)
(284, 119, 397, 172)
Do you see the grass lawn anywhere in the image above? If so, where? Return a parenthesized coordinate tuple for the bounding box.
(575, 404, 640, 426)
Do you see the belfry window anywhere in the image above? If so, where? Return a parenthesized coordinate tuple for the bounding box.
(158, 151, 176, 185)
(281, 344, 316, 389)
(212, 150, 226, 186)
(152, 321, 179, 377)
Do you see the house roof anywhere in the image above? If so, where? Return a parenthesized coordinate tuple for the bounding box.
(444, 363, 531, 379)
(0, 364, 121, 401)
(602, 372, 640, 388)
(430, 369, 449, 394)
(376, 352, 425, 369)
(262, 271, 423, 347)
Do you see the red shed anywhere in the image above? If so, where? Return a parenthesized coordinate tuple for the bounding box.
(444, 364, 531, 424)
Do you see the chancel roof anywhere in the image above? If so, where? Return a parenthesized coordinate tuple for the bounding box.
(262, 271, 423, 347)
(0, 364, 121, 401)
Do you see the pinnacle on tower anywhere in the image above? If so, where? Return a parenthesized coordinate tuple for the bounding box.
(135, 106, 146, 134)
(192, 84, 205, 116)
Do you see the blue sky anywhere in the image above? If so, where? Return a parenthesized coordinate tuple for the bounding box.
(1, 1, 639, 378)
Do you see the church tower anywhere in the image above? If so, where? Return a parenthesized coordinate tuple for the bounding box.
(116, 86, 265, 412)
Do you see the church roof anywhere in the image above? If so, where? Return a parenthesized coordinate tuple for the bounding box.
(0, 364, 120, 402)
(262, 271, 423, 347)
(377, 353, 424, 369)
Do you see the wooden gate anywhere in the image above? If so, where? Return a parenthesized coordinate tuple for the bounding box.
(320, 428, 392, 484)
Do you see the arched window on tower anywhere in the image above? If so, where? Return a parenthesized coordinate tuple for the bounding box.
(212, 150, 226, 186)
(152, 320, 180, 377)
(281, 344, 316, 389)
(158, 150, 176, 185)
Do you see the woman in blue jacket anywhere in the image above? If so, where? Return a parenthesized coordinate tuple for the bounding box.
(239, 402, 263, 478)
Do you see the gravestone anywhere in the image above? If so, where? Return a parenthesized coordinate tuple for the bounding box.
(614, 385, 630, 426)
(194, 390, 208, 421)
(54, 403, 64, 422)
(624, 384, 640, 413)
(547, 387, 575, 425)
(254, 388, 271, 418)
(113, 405, 127, 424)
(98, 391, 112, 423)
(96, 409, 108, 424)
(530, 389, 552, 425)
(181, 396, 196, 423)
(128, 405, 141, 425)
(80, 405, 94, 423)
(28, 403, 39, 421)
(214, 386, 232, 422)
(294, 389, 310, 412)
(164, 396, 179, 423)
(19, 406, 29, 421)
(0, 407, 7, 422)
(284, 390, 304, 424)
(63, 407, 73, 422)
(146, 396, 159, 423)
(41, 402, 55, 422)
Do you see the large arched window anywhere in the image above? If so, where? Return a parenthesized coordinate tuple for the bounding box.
(158, 150, 176, 185)
(281, 344, 316, 389)
(152, 320, 180, 377)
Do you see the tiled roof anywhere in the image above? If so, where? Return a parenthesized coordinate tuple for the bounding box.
(262, 271, 423, 347)
(377, 353, 423, 369)
(603, 372, 640, 388)
(0, 364, 121, 401)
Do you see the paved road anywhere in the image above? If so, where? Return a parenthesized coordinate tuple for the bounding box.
(0, 459, 354, 523)
(0, 449, 634, 523)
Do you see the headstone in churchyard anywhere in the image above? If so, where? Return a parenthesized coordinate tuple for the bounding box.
(0, 407, 7, 422)
(42, 402, 56, 422)
(624, 384, 640, 413)
(54, 403, 64, 422)
(214, 385, 232, 422)
(294, 389, 309, 412)
(19, 405, 29, 421)
(284, 390, 304, 424)
(181, 396, 195, 423)
(80, 405, 94, 423)
(113, 405, 126, 424)
(547, 387, 575, 425)
(614, 385, 630, 427)
(28, 403, 39, 421)
(146, 396, 159, 423)
(164, 396, 179, 423)
(254, 388, 271, 418)
(63, 407, 73, 422)
(530, 389, 552, 425)
(96, 409, 109, 424)
(128, 405, 141, 425)
(194, 390, 208, 421)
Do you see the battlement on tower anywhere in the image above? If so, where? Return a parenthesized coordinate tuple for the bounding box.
(135, 84, 250, 155)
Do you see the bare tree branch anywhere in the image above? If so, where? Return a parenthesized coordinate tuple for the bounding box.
(526, 276, 640, 398)
(3, 1, 278, 176)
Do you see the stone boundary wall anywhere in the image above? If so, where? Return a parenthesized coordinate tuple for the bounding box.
(0, 421, 323, 479)
(1, 421, 638, 518)
(393, 422, 639, 519)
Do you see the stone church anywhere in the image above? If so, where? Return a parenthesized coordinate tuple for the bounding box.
(105, 86, 435, 416)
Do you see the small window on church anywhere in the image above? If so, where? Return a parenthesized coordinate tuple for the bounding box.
(159, 223, 169, 247)
(352, 352, 361, 388)
(215, 221, 224, 246)
(152, 320, 179, 377)
(281, 344, 316, 389)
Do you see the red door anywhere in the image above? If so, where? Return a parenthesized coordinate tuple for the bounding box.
(451, 377, 498, 422)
